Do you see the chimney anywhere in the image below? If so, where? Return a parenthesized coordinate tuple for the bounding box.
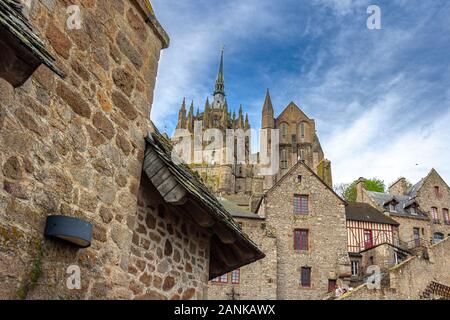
(389, 177, 408, 196)
(356, 177, 366, 203)
(317, 159, 333, 188)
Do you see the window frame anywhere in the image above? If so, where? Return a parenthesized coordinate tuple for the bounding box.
(293, 194, 309, 215)
(294, 229, 309, 251)
(212, 273, 228, 284)
(351, 260, 359, 276)
(301, 267, 312, 288)
(231, 269, 240, 284)
(443, 208, 449, 224)
(431, 207, 440, 223)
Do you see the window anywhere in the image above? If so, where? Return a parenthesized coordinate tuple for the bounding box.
(434, 186, 441, 198)
(389, 203, 396, 212)
(231, 269, 240, 284)
(413, 228, 420, 247)
(433, 232, 444, 244)
(212, 273, 228, 283)
(364, 230, 373, 249)
(280, 123, 288, 138)
(301, 267, 311, 287)
(294, 229, 309, 251)
(293, 195, 309, 215)
(328, 279, 337, 292)
(443, 208, 449, 224)
(351, 261, 359, 276)
(431, 207, 439, 223)
(299, 149, 305, 161)
(292, 135, 297, 153)
(280, 148, 288, 169)
(299, 122, 305, 138)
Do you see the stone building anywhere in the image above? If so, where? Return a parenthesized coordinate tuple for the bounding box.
(356, 169, 450, 247)
(345, 202, 408, 287)
(208, 161, 352, 300)
(0, 0, 263, 300)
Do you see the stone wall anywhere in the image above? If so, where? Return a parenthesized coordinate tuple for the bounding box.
(0, 0, 168, 299)
(129, 175, 210, 300)
(258, 163, 350, 300)
(207, 217, 277, 300)
(388, 215, 430, 245)
(340, 236, 450, 300)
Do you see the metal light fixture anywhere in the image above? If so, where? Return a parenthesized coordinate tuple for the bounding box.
(44, 215, 93, 248)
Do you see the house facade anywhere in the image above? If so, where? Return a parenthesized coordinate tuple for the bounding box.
(208, 161, 351, 300)
(357, 170, 450, 248)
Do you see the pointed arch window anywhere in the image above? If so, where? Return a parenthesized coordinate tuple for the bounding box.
(280, 123, 288, 139)
(280, 148, 288, 169)
(299, 122, 305, 139)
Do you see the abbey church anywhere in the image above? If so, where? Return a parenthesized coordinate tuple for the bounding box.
(173, 51, 332, 213)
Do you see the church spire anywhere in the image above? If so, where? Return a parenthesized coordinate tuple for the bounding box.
(262, 89, 274, 129)
(214, 48, 225, 96)
(176, 98, 187, 129)
(212, 48, 226, 109)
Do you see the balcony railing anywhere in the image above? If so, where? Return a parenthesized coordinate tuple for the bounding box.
(432, 219, 441, 224)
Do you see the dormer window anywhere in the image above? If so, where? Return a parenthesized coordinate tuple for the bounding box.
(389, 203, 396, 212)
(410, 206, 417, 215)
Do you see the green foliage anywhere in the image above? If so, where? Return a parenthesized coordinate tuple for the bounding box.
(342, 178, 385, 203)
(18, 240, 44, 300)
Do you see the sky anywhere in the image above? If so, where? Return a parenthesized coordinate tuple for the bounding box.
(150, 0, 450, 187)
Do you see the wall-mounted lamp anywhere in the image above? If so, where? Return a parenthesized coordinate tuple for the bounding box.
(44, 215, 93, 248)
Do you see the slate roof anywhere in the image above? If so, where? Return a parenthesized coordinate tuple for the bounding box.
(366, 191, 428, 219)
(0, 0, 64, 77)
(218, 197, 265, 220)
(345, 202, 399, 226)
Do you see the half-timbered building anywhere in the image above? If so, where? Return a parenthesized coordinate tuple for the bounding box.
(346, 203, 399, 253)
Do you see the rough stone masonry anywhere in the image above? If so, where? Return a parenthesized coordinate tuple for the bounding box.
(0, 0, 170, 299)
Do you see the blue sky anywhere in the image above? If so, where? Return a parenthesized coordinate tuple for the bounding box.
(151, 0, 450, 186)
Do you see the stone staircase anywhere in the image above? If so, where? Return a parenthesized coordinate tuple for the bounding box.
(420, 281, 450, 300)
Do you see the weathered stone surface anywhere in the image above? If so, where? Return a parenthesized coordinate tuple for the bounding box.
(15, 108, 46, 136)
(57, 82, 91, 118)
(112, 90, 137, 120)
(93, 224, 107, 242)
(46, 21, 72, 59)
(139, 272, 153, 286)
(116, 133, 131, 155)
(111, 222, 132, 250)
(181, 288, 196, 300)
(164, 240, 173, 256)
(145, 214, 156, 229)
(162, 276, 175, 291)
(113, 68, 135, 96)
(93, 112, 115, 139)
(135, 291, 167, 300)
(4, 181, 29, 199)
(86, 124, 106, 146)
(71, 60, 90, 82)
(2, 156, 23, 180)
(116, 32, 143, 70)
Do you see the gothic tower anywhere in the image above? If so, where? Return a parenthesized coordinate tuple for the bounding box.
(262, 89, 274, 129)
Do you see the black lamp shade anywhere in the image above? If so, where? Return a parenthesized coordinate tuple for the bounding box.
(44, 215, 93, 248)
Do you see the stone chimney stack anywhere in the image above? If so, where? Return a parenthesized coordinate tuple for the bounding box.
(356, 177, 366, 203)
(389, 177, 408, 196)
(317, 159, 333, 188)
